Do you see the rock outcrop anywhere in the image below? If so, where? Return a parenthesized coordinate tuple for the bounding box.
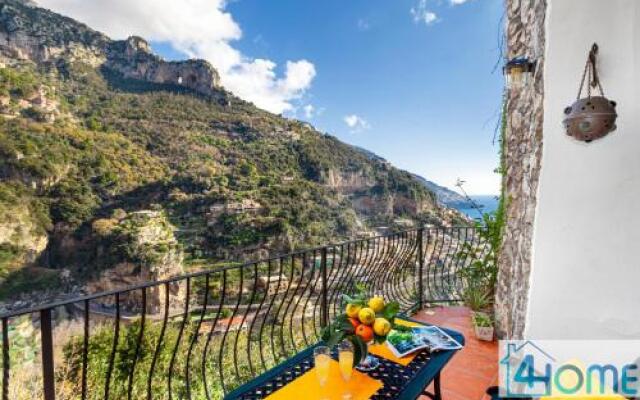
(0, 202, 47, 263)
(0, 0, 108, 65)
(0, 0, 222, 97)
(85, 210, 184, 313)
(106, 36, 221, 96)
(322, 168, 375, 191)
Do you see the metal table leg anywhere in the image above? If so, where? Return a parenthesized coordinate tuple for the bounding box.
(421, 371, 442, 400)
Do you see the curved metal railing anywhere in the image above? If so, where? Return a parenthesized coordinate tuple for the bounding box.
(0, 227, 484, 400)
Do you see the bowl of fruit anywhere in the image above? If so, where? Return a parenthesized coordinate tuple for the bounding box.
(321, 289, 400, 371)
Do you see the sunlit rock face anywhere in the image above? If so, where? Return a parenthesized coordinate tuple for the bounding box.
(0, 0, 108, 65)
(0, 1, 222, 97)
(85, 210, 184, 314)
(0, 203, 48, 263)
(106, 36, 222, 97)
(321, 168, 375, 191)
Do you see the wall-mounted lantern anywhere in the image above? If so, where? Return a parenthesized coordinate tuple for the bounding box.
(504, 57, 536, 89)
(563, 43, 617, 143)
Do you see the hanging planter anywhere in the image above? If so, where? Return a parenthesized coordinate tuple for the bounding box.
(563, 43, 617, 143)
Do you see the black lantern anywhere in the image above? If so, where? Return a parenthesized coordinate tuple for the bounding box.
(504, 57, 536, 89)
(563, 43, 617, 143)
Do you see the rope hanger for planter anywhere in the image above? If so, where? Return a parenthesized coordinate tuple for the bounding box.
(577, 43, 604, 99)
(563, 43, 618, 143)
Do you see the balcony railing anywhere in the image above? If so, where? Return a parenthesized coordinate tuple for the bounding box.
(0, 226, 486, 400)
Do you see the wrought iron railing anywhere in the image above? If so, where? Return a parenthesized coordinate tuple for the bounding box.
(0, 227, 485, 400)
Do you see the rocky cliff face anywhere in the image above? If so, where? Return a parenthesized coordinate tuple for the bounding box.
(0, 202, 47, 262)
(321, 168, 375, 191)
(85, 210, 184, 313)
(106, 36, 221, 97)
(0, 0, 107, 65)
(0, 0, 222, 97)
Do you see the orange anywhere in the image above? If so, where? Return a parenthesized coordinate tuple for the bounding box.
(355, 324, 374, 343)
(348, 317, 361, 330)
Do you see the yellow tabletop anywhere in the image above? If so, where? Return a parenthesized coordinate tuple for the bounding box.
(264, 358, 383, 400)
(266, 317, 428, 399)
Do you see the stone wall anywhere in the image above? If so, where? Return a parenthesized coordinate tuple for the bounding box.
(494, 0, 546, 339)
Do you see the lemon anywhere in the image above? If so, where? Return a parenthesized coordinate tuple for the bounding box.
(358, 307, 376, 325)
(368, 296, 385, 313)
(345, 303, 362, 318)
(373, 318, 392, 336)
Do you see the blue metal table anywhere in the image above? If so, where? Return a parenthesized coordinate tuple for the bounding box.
(225, 319, 464, 400)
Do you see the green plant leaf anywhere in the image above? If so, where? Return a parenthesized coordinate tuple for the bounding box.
(325, 330, 346, 348)
(335, 313, 349, 323)
(373, 333, 386, 344)
(382, 301, 400, 320)
(320, 326, 331, 342)
(472, 312, 494, 327)
(337, 322, 354, 335)
(342, 294, 365, 306)
(342, 294, 355, 304)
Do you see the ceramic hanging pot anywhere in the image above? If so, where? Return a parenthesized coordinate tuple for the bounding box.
(563, 43, 617, 143)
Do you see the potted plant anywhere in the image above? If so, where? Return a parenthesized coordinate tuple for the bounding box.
(462, 285, 495, 341)
(462, 285, 490, 314)
(321, 288, 399, 371)
(472, 311, 494, 341)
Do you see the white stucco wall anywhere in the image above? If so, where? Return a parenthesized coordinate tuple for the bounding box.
(525, 0, 640, 339)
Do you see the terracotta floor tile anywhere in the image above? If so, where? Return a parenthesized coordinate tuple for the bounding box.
(419, 388, 470, 400)
(411, 306, 498, 400)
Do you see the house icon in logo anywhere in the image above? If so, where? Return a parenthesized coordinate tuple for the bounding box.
(500, 340, 556, 397)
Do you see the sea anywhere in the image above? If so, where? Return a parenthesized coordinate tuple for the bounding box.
(452, 195, 500, 220)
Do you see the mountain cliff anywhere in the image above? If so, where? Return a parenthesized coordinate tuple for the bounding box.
(411, 175, 470, 207)
(0, 0, 463, 304)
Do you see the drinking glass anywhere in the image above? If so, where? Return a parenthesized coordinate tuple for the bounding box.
(314, 345, 331, 399)
(338, 341, 354, 399)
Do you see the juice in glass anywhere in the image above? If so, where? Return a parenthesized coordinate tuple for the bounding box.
(314, 346, 331, 388)
(338, 341, 354, 399)
(339, 350, 353, 380)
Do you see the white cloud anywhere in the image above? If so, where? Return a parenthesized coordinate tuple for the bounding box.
(410, 0, 439, 26)
(357, 18, 371, 31)
(343, 114, 370, 133)
(36, 0, 316, 114)
(303, 104, 315, 118)
(450, 0, 470, 4)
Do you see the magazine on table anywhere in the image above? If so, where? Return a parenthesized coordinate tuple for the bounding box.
(385, 325, 463, 358)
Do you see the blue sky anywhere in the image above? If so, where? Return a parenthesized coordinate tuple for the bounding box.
(39, 0, 504, 194)
(225, 0, 504, 194)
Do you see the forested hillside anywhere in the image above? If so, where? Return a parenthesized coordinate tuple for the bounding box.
(0, 0, 463, 304)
